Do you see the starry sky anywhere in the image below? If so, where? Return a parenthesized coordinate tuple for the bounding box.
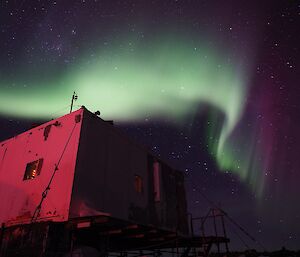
(0, 0, 299, 251)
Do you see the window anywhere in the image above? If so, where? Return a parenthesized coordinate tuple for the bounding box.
(23, 159, 43, 180)
(134, 175, 143, 193)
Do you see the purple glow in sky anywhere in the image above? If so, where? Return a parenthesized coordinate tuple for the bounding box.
(0, 0, 299, 251)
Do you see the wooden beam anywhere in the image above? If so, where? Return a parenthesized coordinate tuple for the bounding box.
(99, 229, 123, 236)
(148, 229, 158, 234)
(124, 224, 139, 230)
(77, 221, 91, 228)
(125, 234, 145, 239)
(94, 216, 109, 224)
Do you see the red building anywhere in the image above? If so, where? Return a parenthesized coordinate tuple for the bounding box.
(0, 107, 189, 256)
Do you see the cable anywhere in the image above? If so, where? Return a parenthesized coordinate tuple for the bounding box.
(222, 211, 266, 251)
(196, 189, 267, 251)
(31, 122, 78, 223)
(228, 222, 250, 250)
(49, 105, 72, 118)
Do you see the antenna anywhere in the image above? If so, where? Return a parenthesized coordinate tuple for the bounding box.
(70, 91, 78, 113)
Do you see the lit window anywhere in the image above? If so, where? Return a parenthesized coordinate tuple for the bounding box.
(134, 175, 143, 193)
(23, 159, 43, 180)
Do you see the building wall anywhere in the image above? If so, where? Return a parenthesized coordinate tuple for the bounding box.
(69, 109, 188, 234)
(147, 157, 189, 234)
(69, 110, 149, 223)
(0, 109, 83, 226)
(0, 107, 188, 234)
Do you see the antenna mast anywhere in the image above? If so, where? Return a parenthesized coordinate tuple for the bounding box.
(70, 91, 78, 113)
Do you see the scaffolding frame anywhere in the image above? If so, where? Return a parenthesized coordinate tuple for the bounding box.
(0, 210, 229, 257)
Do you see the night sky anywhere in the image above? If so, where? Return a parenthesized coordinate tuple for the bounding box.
(0, 0, 299, 251)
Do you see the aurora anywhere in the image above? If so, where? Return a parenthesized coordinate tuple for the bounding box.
(0, 35, 263, 195)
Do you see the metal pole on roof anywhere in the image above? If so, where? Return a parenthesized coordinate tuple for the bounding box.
(70, 91, 78, 113)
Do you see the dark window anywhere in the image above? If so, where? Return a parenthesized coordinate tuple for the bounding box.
(134, 175, 143, 193)
(153, 161, 161, 202)
(23, 159, 43, 180)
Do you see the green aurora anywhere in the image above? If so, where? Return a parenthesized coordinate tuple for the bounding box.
(0, 36, 264, 195)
